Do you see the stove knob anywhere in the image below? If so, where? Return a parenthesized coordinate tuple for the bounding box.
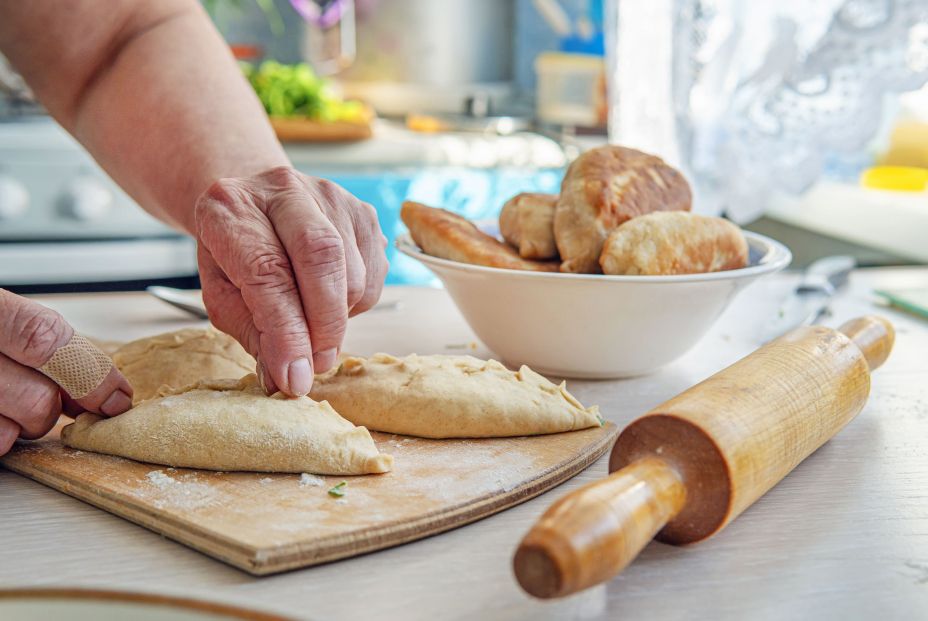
(61, 176, 113, 221)
(0, 175, 29, 220)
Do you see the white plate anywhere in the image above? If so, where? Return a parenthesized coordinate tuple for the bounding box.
(397, 229, 791, 378)
(0, 589, 294, 621)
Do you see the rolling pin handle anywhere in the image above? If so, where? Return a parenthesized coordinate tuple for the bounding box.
(838, 315, 895, 371)
(513, 457, 686, 599)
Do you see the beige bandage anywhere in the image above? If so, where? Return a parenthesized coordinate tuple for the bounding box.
(38, 333, 114, 399)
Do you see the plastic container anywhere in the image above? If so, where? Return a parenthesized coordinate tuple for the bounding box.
(534, 52, 606, 127)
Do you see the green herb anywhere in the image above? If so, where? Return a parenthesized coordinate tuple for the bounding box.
(328, 481, 348, 497)
(242, 61, 365, 121)
(596, 413, 605, 427)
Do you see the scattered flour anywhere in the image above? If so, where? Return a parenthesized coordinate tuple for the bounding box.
(146, 470, 174, 487)
(138, 470, 220, 510)
(299, 473, 324, 488)
(335, 498, 349, 505)
(259, 477, 274, 486)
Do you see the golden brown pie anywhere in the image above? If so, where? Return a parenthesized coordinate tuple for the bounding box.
(600, 212, 748, 275)
(401, 201, 558, 272)
(555, 146, 692, 273)
(499, 192, 559, 260)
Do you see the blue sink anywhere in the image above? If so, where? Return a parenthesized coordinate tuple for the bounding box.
(305, 166, 565, 285)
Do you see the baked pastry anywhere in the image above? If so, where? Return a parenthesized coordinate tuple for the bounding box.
(310, 353, 603, 438)
(499, 192, 559, 260)
(599, 211, 749, 276)
(401, 201, 558, 272)
(555, 146, 692, 273)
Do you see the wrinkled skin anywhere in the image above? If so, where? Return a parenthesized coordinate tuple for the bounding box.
(195, 166, 389, 397)
(0, 289, 134, 456)
(0, 167, 389, 458)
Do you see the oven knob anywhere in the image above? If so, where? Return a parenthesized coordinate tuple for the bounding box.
(0, 175, 29, 220)
(61, 176, 112, 220)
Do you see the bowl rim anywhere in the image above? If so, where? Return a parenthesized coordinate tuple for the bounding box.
(396, 229, 792, 284)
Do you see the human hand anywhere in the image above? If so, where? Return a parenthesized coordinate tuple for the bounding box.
(195, 166, 388, 397)
(0, 289, 133, 456)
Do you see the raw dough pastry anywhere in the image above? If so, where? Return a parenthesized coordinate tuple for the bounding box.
(555, 145, 692, 274)
(600, 212, 749, 275)
(113, 328, 255, 403)
(402, 201, 558, 272)
(61, 375, 393, 474)
(499, 193, 559, 260)
(310, 353, 602, 438)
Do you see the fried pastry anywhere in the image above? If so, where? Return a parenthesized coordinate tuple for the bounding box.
(599, 211, 749, 276)
(499, 192, 559, 260)
(555, 146, 692, 273)
(401, 201, 558, 272)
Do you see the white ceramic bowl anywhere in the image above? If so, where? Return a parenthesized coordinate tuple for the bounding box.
(397, 227, 791, 378)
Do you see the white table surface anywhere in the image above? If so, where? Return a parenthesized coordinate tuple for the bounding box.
(2, 269, 927, 620)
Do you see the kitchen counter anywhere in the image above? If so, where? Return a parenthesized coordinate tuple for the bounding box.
(1, 268, 927, 620)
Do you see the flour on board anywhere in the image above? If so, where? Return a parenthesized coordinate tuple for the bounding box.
(135, 469, 221, 510)
(299, 473, 325, 488)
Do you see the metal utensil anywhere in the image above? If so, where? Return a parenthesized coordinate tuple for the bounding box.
(147, 286, 400, 320)
(146, 286, 209, 319)
(760, 255, 856, 341)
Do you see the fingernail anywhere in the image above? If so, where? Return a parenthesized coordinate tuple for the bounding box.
(100, 390, 132, 416)
(313, 348, 338, 374)
(288, 358, 313, 396)
(257, 361, 268, 392)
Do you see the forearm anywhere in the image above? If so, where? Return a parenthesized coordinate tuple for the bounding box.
(0, 0, 288, 233)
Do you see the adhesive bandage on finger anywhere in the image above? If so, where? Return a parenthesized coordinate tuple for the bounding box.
(38, 333, 114, 399)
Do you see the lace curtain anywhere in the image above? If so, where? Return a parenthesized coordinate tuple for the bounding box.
(608, 0, 928, 221)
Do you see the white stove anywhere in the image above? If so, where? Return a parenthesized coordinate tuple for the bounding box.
(0, 117, 197, 288)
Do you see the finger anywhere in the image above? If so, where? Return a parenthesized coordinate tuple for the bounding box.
(0, 352, 62, 440)
(60, 392, 85, 418)
(267, 191, 348, 374)
(0, 416, 20, 457)
(0, 289, 132, 415)
(198, 245, 278, 393)
(198, 244, 261, 356)
(350, 202, 389, 316)
(0, 288, 72, 367)
(78, 367, 133, 416)
(342, 227, 368, 313)
(313, 180, 369, 314)
(196, 178, 313, 396)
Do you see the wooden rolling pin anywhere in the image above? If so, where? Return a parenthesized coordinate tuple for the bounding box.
(513, 316, 894, 599)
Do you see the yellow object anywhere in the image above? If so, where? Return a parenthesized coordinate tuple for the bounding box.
(880, 120, 928, 169)
(860, 166, 928, 192)
(406, 114, 448, 133)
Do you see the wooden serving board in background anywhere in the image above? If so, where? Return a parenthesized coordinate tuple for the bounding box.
(270, 109, 373, 142)
(1, 423, 617, 576)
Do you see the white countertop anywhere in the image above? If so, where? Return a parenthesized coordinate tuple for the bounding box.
(1, 269, 927, 620)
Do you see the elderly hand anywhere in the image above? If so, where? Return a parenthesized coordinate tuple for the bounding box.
(0, 289, 133, 456)
(195, 166, 388, 397)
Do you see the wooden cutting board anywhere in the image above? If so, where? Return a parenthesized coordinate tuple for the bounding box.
(1, 422, 617, 576)
(270, 110, 373, 142)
